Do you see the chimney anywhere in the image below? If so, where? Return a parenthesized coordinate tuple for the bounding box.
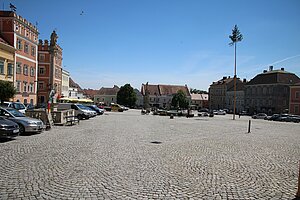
(263, 70, 267, 73)
(243, 78, 247, 83)
(228, 76, 230, 78)
(222, 76, 227, 80)
(269, 66, 273, 71)
(281, 67, 285, 71)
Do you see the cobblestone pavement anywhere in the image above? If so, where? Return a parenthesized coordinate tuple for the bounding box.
(0, 110, 299, 199)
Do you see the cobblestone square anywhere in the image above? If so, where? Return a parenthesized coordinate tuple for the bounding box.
(0, 110, 299, 199)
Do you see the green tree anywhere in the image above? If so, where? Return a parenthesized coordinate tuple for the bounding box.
(190, 88, 208, 94)
(171, 90, 189, 109)
(0, 80, 16, 105)
(117, 84, 137, 107)
(229, 24, 243, 120)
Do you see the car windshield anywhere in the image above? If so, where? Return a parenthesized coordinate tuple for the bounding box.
(6, 108, 25, 117)
(14, 103, 26, 110)
(77, 104, 89, 110)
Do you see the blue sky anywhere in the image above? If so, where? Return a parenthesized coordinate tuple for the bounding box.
(7, 0, 300, 91)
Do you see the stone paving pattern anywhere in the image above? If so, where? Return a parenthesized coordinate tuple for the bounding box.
(0, 110, 299, 199)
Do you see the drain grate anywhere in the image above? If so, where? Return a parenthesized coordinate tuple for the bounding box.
(150, 141, 162, 144)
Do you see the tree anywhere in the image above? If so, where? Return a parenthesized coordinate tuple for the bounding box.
(190, 88, 208, 94)
(0, 80, 16, 105)
(229, 25, 243, 120)
(117, 84, 137, 108)
(171, 90, 189, 109)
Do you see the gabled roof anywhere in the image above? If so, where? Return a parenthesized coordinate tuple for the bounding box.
(141, 83, 190, 96)
(82, 89, 99, 97)
(97, 85, 120, 96)
(210, 77, 234, 86)
(191, 93, 209, 101)
(69, 78, 83, 92)
(247, 70, 300, 85)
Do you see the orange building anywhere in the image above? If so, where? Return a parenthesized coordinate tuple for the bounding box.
(0, 11, 38, 105)
(37, 31, 62, 106)
(289, 83, 300, 115)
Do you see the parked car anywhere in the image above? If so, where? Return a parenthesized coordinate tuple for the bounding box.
(82, 106, 97, 117)
(57, 103, 95, 119)
(198, 108, 209, 113)
(0, 107, 44, 134)
(110, 103, 123, 112)
(2, 101, 26, 114)
(276, 114, 290, 122)
(0, 116, 19, 139)
(267, 114, 280, 121)
(216, 110, 226, 115)
(252, 113, 268, 119)
(284, 115, 300, 123)
(86, 105, 104, 115)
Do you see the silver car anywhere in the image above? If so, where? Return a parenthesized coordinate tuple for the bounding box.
(0, 107, 45, 134)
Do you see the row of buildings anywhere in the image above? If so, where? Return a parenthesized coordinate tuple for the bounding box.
(0, 10, 80, 107)
(209, 66, 300, 115)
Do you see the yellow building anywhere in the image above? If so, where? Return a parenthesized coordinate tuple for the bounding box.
(0, 37, 15, 83)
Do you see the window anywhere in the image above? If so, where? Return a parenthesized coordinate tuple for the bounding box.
(16, 63, 22, 74)
(39, 54, 45, 61)
(295, 105, 299, 114)
(17, 39, 22, 50)
(263, 87, 267, 95)
(39, 66, 45, 75)
(30, 67, 35, 76)
(24, 43, 29, 53)
(296, 92, 300, 99)
(269, 87, 273, 94)
(15, 25, 19, 31)
(31, 46, 35, 56)
(40, 96, 45, 103)
(7, 63, 13, 75)
(16, 81, 21, 92)
(29, 83, 34, 93)
(23, 82, 27, 92)
(38, 82, 44, 90)
(23, 65, 28, 75)
(0, 60, 4, 74)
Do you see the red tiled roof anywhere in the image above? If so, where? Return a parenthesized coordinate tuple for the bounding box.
(98, 86, 120, 95)
(82, 89, 99, 97)
(141, 83, 190, 96)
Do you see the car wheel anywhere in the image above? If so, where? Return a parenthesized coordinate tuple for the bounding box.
(77, 115, 83, 120)
(19, 124, 25, 134)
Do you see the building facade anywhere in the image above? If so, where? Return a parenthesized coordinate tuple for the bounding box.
(141, 83, 191, 109)
(0, 36, 15, 83)
(209, 76, 244, 110)
(94, 85, 120, 105)
(0, 11, 39, 105)
(68, 78, 84, 99)
(289, 83, 300, 115)
(244, 67, 300, 115)
(61, 69, 69, 98)
(225, 80, 246, 113)
(37, 31, 62, 106)
(191, 93, 209, 110)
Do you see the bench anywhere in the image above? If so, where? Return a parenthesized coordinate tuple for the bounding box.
(65, 116, 79, 126)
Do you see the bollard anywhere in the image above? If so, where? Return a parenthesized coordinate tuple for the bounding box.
(248, 120, 251, 133)
(297, 161, 300, 198)
(170, 114, 174, 119)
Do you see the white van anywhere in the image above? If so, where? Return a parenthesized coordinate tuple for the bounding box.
(57, 103, 96, 120)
